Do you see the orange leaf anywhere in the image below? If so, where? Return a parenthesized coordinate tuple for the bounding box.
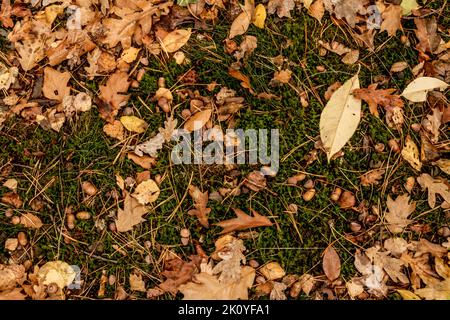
(215, 208, 272, 234)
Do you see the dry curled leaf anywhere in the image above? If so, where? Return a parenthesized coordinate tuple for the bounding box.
(187, 185, 211, 228)
(37, 261, 76, 289)
(401, 77, 449, 103)
(352, 85, 404, 118)
(120, 116, 148, 134)
(360, 169, 385, 187)
(184, 109, 212, 132)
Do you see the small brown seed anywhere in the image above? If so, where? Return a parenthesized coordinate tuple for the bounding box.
(67, 213, 75, 230)
(411, 123, 421, 132)
(374, 143, 385, 153)
(388, 139, 400, 153)
(255, 276, 266, 284)
(303, 179, 315, 189)
(11, 216, 21, 225)
(109, 275, 116, 286)
(438, 226, 450, 237)
(338, 191, 356, 209)
(17, 232, 28, 246)
(136, 68, 146, 82)
(350, 222, 362, 232)
(249, 260, 260, 268)
(5, 209, 13, 218)
(76, 211, 91, 220)
(287, 173, 306, 185)
(82, 181, 98, 196)
(316, 65, 326, 72)
(180, 228, 190, 238)
(302, 189, 316, 201)
(158, 77, 165, 88)
(287, 203, 298, 213)
(154, 174, 162, 184)
(108, 222, 117, 232)
(140, 57, 149, 66)
(131, 80, 139, 88)
(330, 187, 342, 202)
(181, 237, 189, 246)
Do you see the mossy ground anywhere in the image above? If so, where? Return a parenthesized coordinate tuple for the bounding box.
(0, 3, 449, 299)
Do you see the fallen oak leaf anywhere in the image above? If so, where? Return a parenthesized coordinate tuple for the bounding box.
(99, 71, 131, 123)
(228, 67, 254, 93)
(115, 191, 149, 232)
(385, 194, 416, 234)
(416, 173, 450, 208)
(352, 84, 404, 118)
(268, 0, 295, 18)
(215, 208, 272, 234)
(188, 185, 211, 228)
(360, 168, 385, 186)
(380, 5, 402, 37)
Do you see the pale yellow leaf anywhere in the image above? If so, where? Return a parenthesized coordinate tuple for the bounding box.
(120, 116, 148, 134)
(161, 29, 191, 53)
(319, 74, 361, 160)
(131, 179, 160, 205)
(402, 77, 449, 102)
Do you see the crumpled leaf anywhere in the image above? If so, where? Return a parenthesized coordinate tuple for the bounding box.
(115, 192, 149, 232)
(385, 194, 416, 234)
(134, 133, 165, 157)
(212, 237, 246, 284)
(0, 64, 18, 91)
(103, 120, 125, 141)
(352, 84, 404, 118)
(268, 0, 295, 18)
(360, 168, 385, 186)
(37, 261, 76, 289)
(414, 17, 441, 54)
(129, 273, 146, 292)
(259, 262, 285, 281)
(215, 208, 272, 234)
(187, 185, 211, 228)
(0, 264, 25, 291)
(320, 73, 361, 160)
(380, 5, 402, 37)
(401, 135, 422, 171)
(401, 77, 449, 103)
(416, 173, 450, 208)
(179, 266, 255, 300)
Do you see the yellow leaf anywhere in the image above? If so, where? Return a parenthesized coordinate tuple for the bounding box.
(161, 29, 191, 53)
(397, 289, 421, 300)
(319, 74, 361, 161)
(402, 77, 449, 103)
(132, 179, 160, 205)
(401, 135, 422, 171)
(37, 261, 77, 289)
(121, 47, 140, 63)
(252, 4, 266, 28)
(120, 116, 148, 133)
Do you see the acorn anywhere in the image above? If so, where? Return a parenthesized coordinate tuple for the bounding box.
(136, 69, 146, 82)
(350, 222, 362, 232)
(302, 189, 316, 201)
(76, 211, 91, 220)
(374, 143, 385, 153)
(330, 187, 342, 202)
(180, 229, 190, 238)
(405, 177, 415, 193)
(17, 232, 28, 246)
(82, 181, 98, 196)
(11, 216, 21, 225)
(303, 179, 315, 189)
(388, 139, 400, 153)
(67, 213, 75, 230)
(108, 222, 117, 232)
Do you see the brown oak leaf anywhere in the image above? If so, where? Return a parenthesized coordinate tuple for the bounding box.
(188, 185, 211, 228)
(99, 71, 131, 123)
(352, 84, 404, 117)
(215, 208, 272, 234)
(416, 173, 450, 209)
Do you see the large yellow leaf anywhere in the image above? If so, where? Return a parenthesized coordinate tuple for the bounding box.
(319, 74, 361, 160)
(401, 77, 449, 102)
(161, 29, 191, 53)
